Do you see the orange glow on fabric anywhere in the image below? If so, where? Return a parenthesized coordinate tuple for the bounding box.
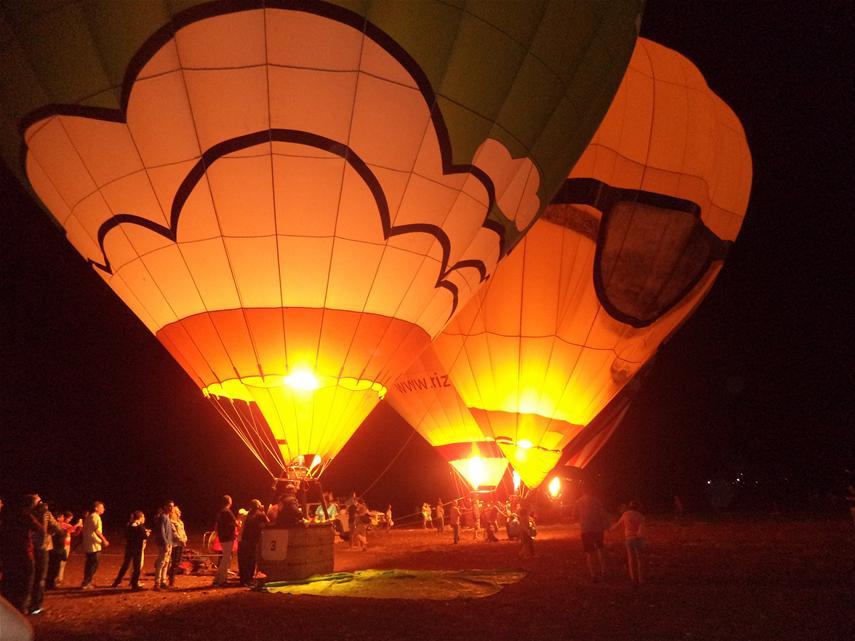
(386, 346, 508, 490)
(433, 38, 752, 489)
(8, 3, 643, 476)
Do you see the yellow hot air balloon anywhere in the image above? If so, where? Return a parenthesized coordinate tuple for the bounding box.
(385, 345, 508, 491)
(433, 38, 753, 489)
(2, 1, 642, 477)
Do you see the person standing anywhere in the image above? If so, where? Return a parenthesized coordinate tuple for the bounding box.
(46, 511, 80, 590)
(112, 511, 150, 590)
(346, 493, 358, 547)
(29, 498, 58, 614)
(472, 499, 482, 540)
(168, 506, 188, 587)
(45, 511, 67, 590)
(273, 485, 302, 528)
(517, 501, 535, 558)
(0, 495, 43, 613)
(213, 495, 237, 586)
(384, 504, 393, 530)
(449, 500, 461, 544)
(484, 502, 500, 542)
(153, 501, 175, 591)
(238, 500, 269, 587)
(435, 500, 445, 533)
(572, 486, 609, 582)
(610, 501, 646, 583)
(351, 500, 369, 551)
(81, 501, 109, 589)
(421, 503, 433, 529)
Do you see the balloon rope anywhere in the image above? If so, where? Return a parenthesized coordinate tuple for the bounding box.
(359, 430, 416, 500)
(208, 398, 276, 479)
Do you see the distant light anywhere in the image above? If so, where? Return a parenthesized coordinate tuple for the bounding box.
(707, 480, 712, 485)
(512, 470, 521, 492)
(284, 369, 320, 391)
(517, 439, 533, 450)
(548, 476, 561, 498)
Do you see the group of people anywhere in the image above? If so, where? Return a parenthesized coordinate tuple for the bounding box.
(0, 494, 106, 615)
(413, 496, 536, 556)
(312, 491, 373, 551)
(0, 484, 648, 616)
(109, 499, 189, 592)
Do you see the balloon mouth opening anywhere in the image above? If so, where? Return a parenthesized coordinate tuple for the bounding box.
(202, 373, 387, 401)
(449, 456, 508, 491)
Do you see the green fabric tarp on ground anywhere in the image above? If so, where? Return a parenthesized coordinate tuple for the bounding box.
(260, 568, 527, 600)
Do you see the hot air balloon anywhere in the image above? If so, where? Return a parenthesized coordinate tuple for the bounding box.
(432, 38, 753, 490)
(1, 1, 642, 478)
(385, 345, 508, 491)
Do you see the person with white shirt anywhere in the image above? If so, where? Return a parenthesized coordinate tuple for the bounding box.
(81, 502, 109, 589)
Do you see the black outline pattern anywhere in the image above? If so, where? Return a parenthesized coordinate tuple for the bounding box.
(20, 0, 513, 314)
(551, 177, 731, 328)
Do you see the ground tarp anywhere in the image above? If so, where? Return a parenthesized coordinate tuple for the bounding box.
(260, 568, 526, 600)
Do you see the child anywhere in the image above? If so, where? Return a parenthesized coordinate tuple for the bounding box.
(610, 501, 645, 583)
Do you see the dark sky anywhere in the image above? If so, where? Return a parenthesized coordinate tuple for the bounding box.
(1, 2, 852, 523)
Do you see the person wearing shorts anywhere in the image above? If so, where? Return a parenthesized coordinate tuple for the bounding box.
(611, 501, 646, 583)
(572, 487, 608, 581)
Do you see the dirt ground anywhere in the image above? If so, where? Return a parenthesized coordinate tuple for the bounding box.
(27, 517, 855, 641)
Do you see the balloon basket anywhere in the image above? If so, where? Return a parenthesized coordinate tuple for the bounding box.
(257, 524, 335, 582)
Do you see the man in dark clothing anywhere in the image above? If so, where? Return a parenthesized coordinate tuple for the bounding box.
(273, 486, 303, 528)
(346, 492, 358, 544)
(112, 511, 150, 590)
(0, 495, 43, 613)
(29, 497, 58, 614)
(213, 495, 236, 586)
(237, 499, 269, 586)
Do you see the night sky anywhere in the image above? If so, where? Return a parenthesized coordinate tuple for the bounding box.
(1, 2, 852, 526)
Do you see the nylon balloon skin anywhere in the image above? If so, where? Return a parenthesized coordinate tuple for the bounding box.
(3, 1, 641, 475)
(433, 39, 753, 489)
(385, 345, 508, 490)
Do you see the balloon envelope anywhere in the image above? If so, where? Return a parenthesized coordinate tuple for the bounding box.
(2, 1, 641, 475)
(433, 38, 753, 489)
(386, 346, 508, 490)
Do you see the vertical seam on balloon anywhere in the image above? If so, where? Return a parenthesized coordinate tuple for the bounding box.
(310, 11, 370, 462)
(532, 224, 570, 444)
(632, 49, 694, 319)
(118, 32, 233, 389)
(548, 225, 600, 439)
(261, 5, 291, 383)
(52, 115, 185, 342)
(171, 15, 258, 389)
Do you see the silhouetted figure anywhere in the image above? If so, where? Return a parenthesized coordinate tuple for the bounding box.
(449, 500, 462, 544)
(213, 495, 236, 587)
(238, 499, 269, 587)
(0, 495, 43, 613)
(572, 487, 608, 581)
(112, 511, 150, 591)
